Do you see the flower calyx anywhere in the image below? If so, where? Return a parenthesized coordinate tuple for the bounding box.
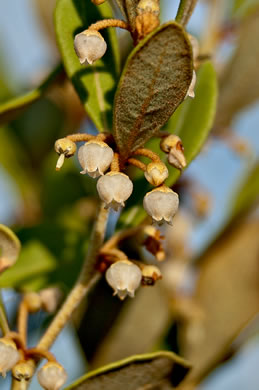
(143, 186, 179, 225)
(105, 260, 142, 300)
(0, 338, 20, 377)
(74, 29, 107, 66)
(144, 161, 168, 186)
(12, 361, 34, 383)
(78, 140, 114, 178)
(55, 138, 77, 171)
(141, 225, 165, 261)
(140, 264, 162, 286)
(160, 135, 186, 170)
(97, 172, 133, 211)
(37, 362, 67, 390)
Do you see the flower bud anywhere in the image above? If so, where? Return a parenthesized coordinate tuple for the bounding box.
(37, 362, 67, 390)
(0, 338, 20, 377)
(97, 172, 133, 211)
(144, 161, 168, 186)
(12, 361, 34, 382)
(160, 135, 186, 170)
(141, 265, 162, 286)
(24, 292, 42, 313)
(105, 260, 142, 300)
(137, 0, 160, 15)
(78, 140, 114, 178)
(39, 287, 62, 314)
(185, 70, 196, 99)
(143, 186, 179, 225)
(74, 30, 107, 66)
(54, 138, 77, 171)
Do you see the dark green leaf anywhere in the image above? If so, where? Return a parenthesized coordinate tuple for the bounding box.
(65, 351, 190, 390)
(55, 0, 120, 132)
(119, 61, 218, 227)
(114, 22, 193, 160)
(0, 65, 62, 126)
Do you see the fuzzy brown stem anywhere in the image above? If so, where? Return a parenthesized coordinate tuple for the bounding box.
(36, 202, 108, 350)
(26, 348, 57, 362)
(127, 158, 146, 172)
(17, 301, 29, 347)
(66, 133, 96, 142)
(88, 19, 131, 32)
(133, 148, 161, 162)
(110, 153, 121, 172)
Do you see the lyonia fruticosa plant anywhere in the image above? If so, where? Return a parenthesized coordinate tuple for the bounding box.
(0, 0, 229, 389)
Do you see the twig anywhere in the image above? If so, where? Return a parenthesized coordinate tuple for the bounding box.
(175, 0, 198, 26)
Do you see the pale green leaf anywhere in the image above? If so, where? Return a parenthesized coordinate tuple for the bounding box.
(0, 241, 57, 290)
(55, 0, 120, 132)
(114, 22, 193, 160)
(230, 162, 259, 221)
(0, 225, 21, 269)
(65, 351, 190, 390)
(0, 65, 62, 126)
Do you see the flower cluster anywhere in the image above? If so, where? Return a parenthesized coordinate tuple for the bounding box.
(54, 133, 185, 225)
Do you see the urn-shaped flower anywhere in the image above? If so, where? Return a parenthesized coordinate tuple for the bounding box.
(0, 338, 20, 377)
(97, 172, 133, 211)
(78, 140, 114, 178)
(74, 30, 107, 66)
(37, 362, 67, 390)
(143, 186, 179, 225)
(106, 260, 142, 300)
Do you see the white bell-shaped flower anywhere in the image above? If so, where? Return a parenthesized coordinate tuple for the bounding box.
(106, 260, 142, 300)
(74, 30, 107, 66)
(143, 186, 179, 225)
(97, 172, 133, 211)
(0, 338, 20, 377)
(37, 362, 67, 390)
(144, 161, 168, 186)
(78, 140, 114, 178)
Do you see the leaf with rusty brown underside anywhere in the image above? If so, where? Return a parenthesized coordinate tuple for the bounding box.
(65, 351, 191, 390)
(113, 22, 193, 160)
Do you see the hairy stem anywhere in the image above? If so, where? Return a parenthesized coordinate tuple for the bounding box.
(37, 202, 108, 350)
(17, 301, 28, 347)
(175, 0, 198, 26)
(0, 292, 10, 335)
(88, 19, 131, 32)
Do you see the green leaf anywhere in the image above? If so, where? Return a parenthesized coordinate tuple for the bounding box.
(0, 65, 62, 126)
(230, 162, 259, 221)
(119, 61, 218, 227)
(164, 60, 218, 186)
(65, 351, 190, 390)
(0, 241, 57, 291)
(114, 21, 193, 160)
(0, 225, 21, 270)
(231, 0, 259, 19)
(55, 0, 120, 132)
